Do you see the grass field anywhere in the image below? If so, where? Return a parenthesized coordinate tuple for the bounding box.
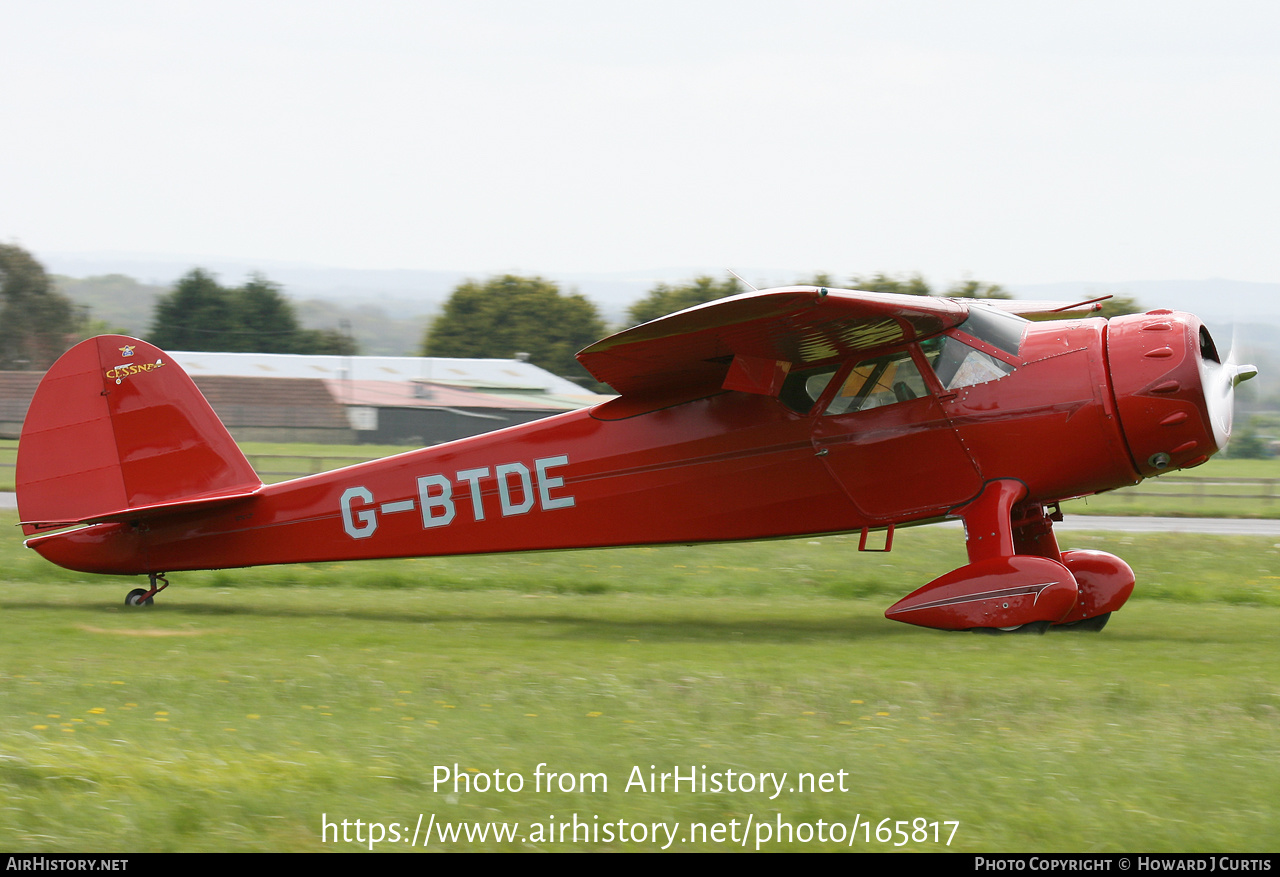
(1, 515, 1277, 852)
(1061, 457, 1280, 518)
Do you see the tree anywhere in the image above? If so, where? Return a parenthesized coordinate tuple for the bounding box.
(149, 269, 355, 354)
(624, 273, 1022, 328)
(946, 279, 1012, 299)
(0, 244, 79, 369)
(626, 275, 742, 327)
(293, 328, 358, 355)
(235, 275, 304, 350)
(1223, 417, 1271, 459)
(149, 269, 239, 350)
(423, 275, 607, 381)
(797, 272, 838, 288)
(844, 273, 1019, 300)
(847, 272, 932, 296)
(1099, 295, 1143, 319)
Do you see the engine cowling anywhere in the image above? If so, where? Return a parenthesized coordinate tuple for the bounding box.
(1106, 311, 1255, 477)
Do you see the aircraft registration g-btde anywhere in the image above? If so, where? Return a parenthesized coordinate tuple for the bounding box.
(15, 287, 1257, 633)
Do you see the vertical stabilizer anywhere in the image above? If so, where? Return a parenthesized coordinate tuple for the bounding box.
(17, 336, 261, 534)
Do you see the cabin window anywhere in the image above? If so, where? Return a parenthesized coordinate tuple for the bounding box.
(922, 334, 1015, 390)
(823, 350, 929, 416)
(779, 365, 839, 414)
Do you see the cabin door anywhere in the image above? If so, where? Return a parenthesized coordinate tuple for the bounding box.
(809, 348, 982, 522)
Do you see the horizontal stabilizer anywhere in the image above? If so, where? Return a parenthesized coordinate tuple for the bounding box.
(21, 485, 263, 531)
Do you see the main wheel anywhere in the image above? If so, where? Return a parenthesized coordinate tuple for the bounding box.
(125, 588, 154, 607)
(1052, 612, 1111, 632)
(971, 621, 1050, 635)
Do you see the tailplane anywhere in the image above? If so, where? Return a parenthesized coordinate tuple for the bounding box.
(17, 336, 262, 534)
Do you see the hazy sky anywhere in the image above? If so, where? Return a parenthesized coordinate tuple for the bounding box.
(4, 0, 1278, 286)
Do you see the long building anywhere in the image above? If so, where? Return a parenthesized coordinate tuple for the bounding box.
(2, 351, 611, 445)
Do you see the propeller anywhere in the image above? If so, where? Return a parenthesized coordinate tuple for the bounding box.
(1199, 324, 1257, 452)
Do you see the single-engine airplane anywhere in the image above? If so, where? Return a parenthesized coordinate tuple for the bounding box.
(15, 287, 1257, 632)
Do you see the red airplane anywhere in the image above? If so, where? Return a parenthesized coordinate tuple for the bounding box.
(14, 287, 1256, 632)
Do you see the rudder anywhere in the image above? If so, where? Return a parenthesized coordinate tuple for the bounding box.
(17, 336, 261, 534)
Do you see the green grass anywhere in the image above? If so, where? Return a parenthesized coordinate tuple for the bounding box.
(1062, 457, 1280, 518)
(1, 438, 14, 490)
(1, 517, 1277, 852)
(236, 441, 420, 483)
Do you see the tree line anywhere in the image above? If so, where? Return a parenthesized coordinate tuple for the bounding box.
(420, 272, 1139, 384)
(2, 242, 1140, 380)
(420, 272, 1022, 383)
(0, 246, 357, 370)
(0, 244, 78, 370)
(149, 269, 355, 355)
(8, 242, 1267, 453)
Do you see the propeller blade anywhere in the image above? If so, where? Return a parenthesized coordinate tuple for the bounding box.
(1202, 323, 1257, 452)
(1231, 363, 1258, 387)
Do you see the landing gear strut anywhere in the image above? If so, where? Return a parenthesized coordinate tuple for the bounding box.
(884, 480, 1133, 632)
(124, 573, 168, 607)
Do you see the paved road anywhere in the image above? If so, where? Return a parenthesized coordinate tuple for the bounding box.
(3, 492, 1279, 536)
(931, 512, 1280, 532)
(931, 515, 1280, 536)
(926, 517, 1280, 537)
(1052, 516, 1280, 536)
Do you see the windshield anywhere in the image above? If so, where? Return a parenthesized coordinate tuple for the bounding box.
(956, 306, 1027, 355)
(920, 334, 1015, 390)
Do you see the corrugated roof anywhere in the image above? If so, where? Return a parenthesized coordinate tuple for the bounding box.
(191, 376, 350, 429)
(323, 379, 600, 412)
(171, 351, 588, 395)
(0, 372, 43, 421)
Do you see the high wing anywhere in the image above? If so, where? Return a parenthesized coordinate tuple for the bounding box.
(577, 286, 970, 398)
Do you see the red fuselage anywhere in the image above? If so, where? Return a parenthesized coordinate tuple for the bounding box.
(28, 310, 1220, 577)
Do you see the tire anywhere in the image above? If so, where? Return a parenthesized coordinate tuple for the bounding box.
(1052, 612, 1111, 632)
(970, 621, 1050, 635)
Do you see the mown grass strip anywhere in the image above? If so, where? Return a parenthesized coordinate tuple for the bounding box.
(1, 520, 1276, 852)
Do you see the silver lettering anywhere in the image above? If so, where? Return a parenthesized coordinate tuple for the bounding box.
(496, 462, 534, 516)
(535, 456, 575, 511)
(455, 467, 490, 521)
(342, 454, 574, 539)
(417, 475, 456, 528)
(341, 487, 377, 539)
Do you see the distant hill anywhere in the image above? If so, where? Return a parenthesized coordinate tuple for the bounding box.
(54, 274, 167, 337)
(44, 252, 1280, 319)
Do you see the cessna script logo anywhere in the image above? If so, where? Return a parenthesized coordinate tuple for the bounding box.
(341, 455, 575, 539)
(105, 356, 166, 385)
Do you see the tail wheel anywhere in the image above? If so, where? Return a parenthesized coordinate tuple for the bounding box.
(125, 588, 154, 607)
(124, 573, 167, 607)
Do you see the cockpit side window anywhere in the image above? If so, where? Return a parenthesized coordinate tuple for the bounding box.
(823, 349, 929, 416)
